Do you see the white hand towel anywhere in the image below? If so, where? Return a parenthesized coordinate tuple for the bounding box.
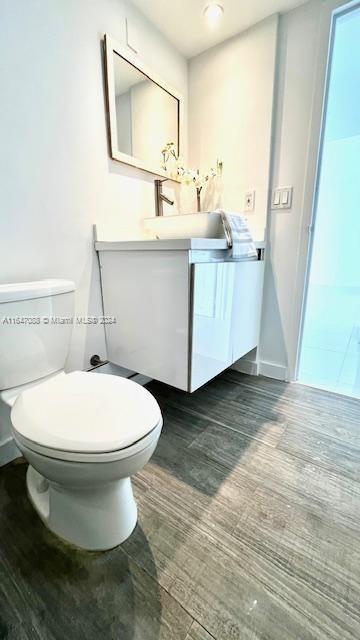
(219, 211, 258, 260)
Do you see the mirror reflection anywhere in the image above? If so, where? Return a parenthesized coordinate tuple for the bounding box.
(113, 52, 179, 169)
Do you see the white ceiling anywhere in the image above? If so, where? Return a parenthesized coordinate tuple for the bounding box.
(131, 0, 309, 58)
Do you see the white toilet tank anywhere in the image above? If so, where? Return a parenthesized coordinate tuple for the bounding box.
(0, 280, 75, 390)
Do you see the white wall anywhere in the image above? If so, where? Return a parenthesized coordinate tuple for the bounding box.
(188, 0, 340, 382)
(259, 0, 340, 380)
(0, 0, 187, 371)
(188, 16, 278, 241)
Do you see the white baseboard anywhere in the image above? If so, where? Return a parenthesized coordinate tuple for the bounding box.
(0, 438, 21, 467)
(132, 374, 153, 386)
(91, 362, 152, 387)
(94, 359, 287, 385)
(232, 358, 287, 381)
(259, 360, 288, 381)
(231, 359, 259, 376)
(89, 362, 135, 377)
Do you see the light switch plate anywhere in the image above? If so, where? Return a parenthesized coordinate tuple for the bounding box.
(244, 190, 255, 212)
(272, 187, 293, 210)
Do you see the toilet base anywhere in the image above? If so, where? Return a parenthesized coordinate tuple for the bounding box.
(26, 465, 138, 551)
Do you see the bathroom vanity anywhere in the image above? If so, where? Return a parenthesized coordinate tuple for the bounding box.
(96, 238, 265, 392)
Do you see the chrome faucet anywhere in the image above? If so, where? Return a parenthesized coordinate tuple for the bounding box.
(154, 179, 174, 217)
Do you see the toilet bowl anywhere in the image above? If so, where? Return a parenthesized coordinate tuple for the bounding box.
(0, 279, 162, 550)
(11, 370, 162, 551)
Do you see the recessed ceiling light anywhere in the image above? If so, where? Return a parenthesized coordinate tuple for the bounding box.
(203, 2, 224, 26)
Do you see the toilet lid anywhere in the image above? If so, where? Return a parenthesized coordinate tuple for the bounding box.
(11, 371, 162, 454)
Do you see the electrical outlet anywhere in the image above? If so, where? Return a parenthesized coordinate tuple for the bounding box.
(244, 190, 255, 212)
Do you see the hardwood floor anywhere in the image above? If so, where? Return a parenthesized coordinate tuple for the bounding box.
(0, 371, 359, 639)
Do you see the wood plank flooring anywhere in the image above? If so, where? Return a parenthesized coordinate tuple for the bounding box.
(0, 371, 360, 639)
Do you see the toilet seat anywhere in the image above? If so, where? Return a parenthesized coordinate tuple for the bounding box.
(11, 371, 162, 462)
(13, 422, 162, 463)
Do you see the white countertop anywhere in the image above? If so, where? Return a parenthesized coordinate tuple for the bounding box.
(95, 238, 266, 252)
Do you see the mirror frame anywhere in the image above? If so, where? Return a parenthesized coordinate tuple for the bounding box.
(104, 34, 183, 181)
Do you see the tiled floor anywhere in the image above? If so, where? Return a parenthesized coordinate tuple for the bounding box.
(0, 371, 360, 639)
(298, 284, 360, 398)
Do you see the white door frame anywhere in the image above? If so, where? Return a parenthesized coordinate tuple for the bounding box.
(289, 0, 360, 382)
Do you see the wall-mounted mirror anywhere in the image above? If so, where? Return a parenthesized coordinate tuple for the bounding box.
(104, 34, 183, 179)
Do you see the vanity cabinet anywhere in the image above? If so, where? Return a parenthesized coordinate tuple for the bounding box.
(96, 239, 265, 392)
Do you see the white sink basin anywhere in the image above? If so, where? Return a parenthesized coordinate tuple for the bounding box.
(142, 212, 226, 240)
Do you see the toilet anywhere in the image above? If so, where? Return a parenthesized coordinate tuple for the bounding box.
(0, 279, 162, 550)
